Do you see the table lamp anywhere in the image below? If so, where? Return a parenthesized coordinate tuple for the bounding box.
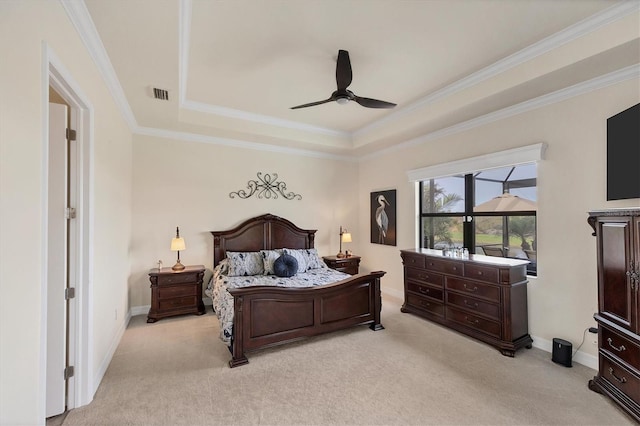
(170, 226, 186, 271)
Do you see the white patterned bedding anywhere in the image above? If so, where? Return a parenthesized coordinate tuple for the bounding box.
(205, 260, 350, 345)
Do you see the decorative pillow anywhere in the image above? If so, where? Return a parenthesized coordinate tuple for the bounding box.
(261, 249, 283, 275)
(283, 248, 308, 272)
(304, 248, 325, 270)
(225, 251, 264, 276)
(273, 254, 298, 277)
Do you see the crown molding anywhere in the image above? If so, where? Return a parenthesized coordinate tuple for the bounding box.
(60, 0, 137, 130)
(362, 64, 640, 162)
(63, 0, 638, 162)
(134, 126, 357, 162)
(354, 0, 640, 139)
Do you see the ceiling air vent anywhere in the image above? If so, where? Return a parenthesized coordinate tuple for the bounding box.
(153, 88, 169, 101)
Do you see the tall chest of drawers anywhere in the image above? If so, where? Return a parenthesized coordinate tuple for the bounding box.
(400, 249, 532, 356)
(587, 209, 640, 422)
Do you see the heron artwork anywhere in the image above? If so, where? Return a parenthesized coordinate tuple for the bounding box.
(375, 195, 390, 244)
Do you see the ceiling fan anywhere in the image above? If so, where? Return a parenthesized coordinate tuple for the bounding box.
(290, 50, 397, 110)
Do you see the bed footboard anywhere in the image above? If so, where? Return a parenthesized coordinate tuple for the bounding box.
(227, 271, 385, 367)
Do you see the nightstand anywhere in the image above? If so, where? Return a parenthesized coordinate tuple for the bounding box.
(147, 265, 206, 323)
(322, 255, 361, 275)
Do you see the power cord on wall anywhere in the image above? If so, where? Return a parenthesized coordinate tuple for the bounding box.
(573, 326, 599, 357)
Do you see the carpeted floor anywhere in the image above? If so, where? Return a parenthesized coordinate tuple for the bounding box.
(61, 296, 634, 425)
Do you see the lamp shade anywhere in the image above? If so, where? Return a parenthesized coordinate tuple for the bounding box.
(341, 232, 352, 243)
(170, 237, 185, 251)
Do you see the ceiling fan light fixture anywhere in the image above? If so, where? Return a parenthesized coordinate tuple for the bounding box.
(336, 97, 350, 105)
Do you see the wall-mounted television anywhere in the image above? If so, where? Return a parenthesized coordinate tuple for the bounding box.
(607, 103, 639, 201)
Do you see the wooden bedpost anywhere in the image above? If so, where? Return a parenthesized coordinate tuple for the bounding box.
(370, 271, 385, 331)
(229, 296, 249, 368)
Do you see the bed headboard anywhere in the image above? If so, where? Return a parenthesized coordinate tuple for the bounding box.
(211, 213, 317, 266)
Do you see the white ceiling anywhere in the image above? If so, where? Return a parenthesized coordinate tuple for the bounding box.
(76, 0, 639, 158)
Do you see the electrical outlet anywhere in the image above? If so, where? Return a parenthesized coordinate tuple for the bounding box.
(592, 339, 598, 345)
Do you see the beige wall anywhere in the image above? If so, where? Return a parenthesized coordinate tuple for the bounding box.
(358, 79, 640, 361)
(0, 2, 132, 424)
(130, 135, 358, 308)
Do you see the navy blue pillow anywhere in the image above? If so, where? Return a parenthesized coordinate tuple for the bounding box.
(274, 254, 298, 277)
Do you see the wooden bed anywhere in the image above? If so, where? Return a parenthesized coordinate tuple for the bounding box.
(211, 213, 385, 367)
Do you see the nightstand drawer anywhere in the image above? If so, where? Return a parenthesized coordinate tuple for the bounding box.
(158, 285, 198, 299)
(159, 296, 198, 311)
(158, 273, 198, 285)
(402, 252, 425, 269)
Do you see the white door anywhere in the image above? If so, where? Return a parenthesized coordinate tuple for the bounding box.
(46, 102, 68, 417)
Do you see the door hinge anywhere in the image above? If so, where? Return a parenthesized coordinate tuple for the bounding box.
(65, 287, 75, 300)
(64, 366, 74, 380)
(66, 128, 77, 141)
(65, 207, 76, 219)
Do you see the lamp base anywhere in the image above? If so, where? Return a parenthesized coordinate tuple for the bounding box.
(336, 252, 345, 258)
(171, 260, 185, 271)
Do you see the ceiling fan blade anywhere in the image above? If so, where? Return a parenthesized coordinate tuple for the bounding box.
(290, 97, 334, 109)
(336, 50, 352, 91)
(353, 96, 396, 109)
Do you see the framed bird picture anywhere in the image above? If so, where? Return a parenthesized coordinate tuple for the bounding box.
(370, 189, 396, 246)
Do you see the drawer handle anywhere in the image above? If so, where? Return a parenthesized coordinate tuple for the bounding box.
(419, 287, 430, 294)
(452, 266, 458, 271)
(608, 367, 627, 384)
(607, 338, 626, 352)
(463, 284, 478, 292)
(420, 300, 430, 307)
(476, 271, 483, 276)
(464, 300, 479, 309)
(464, 316, 479, 325)
(419, 274, 429, 280)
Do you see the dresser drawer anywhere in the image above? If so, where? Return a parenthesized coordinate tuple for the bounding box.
(600, 326, 640, 373)
(446, 306, 501, 339)
(446, 277, 500, 303)
(158, 272, 198, 285)
(464, 264, 499, 283)
(402, 252, 425, 269)
(158, 284, 197, 299)
(159, 296, 198, 311)
(446, 292, 500, 320)
(406, 267, 444, 287)
(406, 294, 444, 318)
(423, 257, 464, 276)
(600, 355, 640, 405)
(407, 282, 444, 301)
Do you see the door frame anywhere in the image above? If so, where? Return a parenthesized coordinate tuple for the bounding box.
(40, 44, 94, 420)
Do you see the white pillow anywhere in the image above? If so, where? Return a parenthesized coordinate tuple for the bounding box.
(283, 248, 308, 272)
(260, 249, 283, 275)
(226, 251, 264, 276)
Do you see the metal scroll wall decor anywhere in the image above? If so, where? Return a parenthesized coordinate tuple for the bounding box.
(229, 172, 302, 200)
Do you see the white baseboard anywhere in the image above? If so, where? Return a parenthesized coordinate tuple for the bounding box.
(529, 335, 597, 370)
(129, 298, 213, 318)
(92, 310, 130, 395)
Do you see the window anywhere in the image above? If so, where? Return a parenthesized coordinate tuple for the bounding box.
(419, 164, 537, 275)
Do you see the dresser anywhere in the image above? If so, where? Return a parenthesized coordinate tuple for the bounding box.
(323, 255, 361, 275)
(147, 265, 206, 323)
(400, 249, 532, 356)
(587, 209, 640, 422)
